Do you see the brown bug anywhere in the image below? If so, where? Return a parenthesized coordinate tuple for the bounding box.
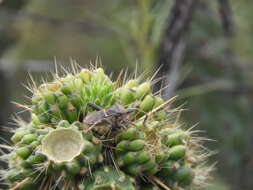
(83, 103, 137, 130)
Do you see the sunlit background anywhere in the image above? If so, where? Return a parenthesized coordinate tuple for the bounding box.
(1, 0, 253, 189)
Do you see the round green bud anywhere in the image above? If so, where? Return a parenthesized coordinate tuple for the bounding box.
(19, 160, 32, 169)
(46, 82, 61, 92)
(153, 97, 164, 108)
(11, 130, 27, 144)
(30, 141, 41, 149)
(125, 79, 138, 88)
(61, 85, 72, 95)
(27, 153, 47, 164)
(31, 113, 40, 125)
(139, 95, 155, 112)
(121, 128, 138, 141)
(142, 159, 156, 171)
(158, 161, 176, 176)
(136, 82, 151, 99)
(137, 151, 150, 164)
(31, 95, 42, 105)
(73, 78, 84, 91)
(154, 110, 167, 121)
(16, 147, 32, 159)
(116, 140, 129, 151)
(123, 152, 138, 165)
(22, 134, 38, 144)
(168, 145, 186, 160)
(128, 139, 145, 151)
(125, 164, 142, 176)
(120, 88, 135, 105)
(80, 69, 92, 83)
(166, 134, 182, 147)
(175, 166, 195, 186)
(44, 92, 56, 105)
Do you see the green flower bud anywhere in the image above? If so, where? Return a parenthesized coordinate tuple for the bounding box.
(166, 134, 182, 147)
(116, 140, 129, 151)
(31, 113, 40, 125)
(50, 104, 64, 120)
(140, 95, 155, 112)
(125, 164, 142, 176)
(155, 152, 166, 163)
(46, 82, 61, 92)
(175, 166, 195, 186)
(137, 151, 150, 164)
(142, 159, 156, 171)
(73, 78, 84, 91)
(22, 134, 38, 144)
(16, 146, 32, 159)
(30, 141, 41, 149)
(31, 95, 42, 105)
(80, 69, 92, 83)
(154, 110, 167, 121)
(56, 93, 69, 108)
(136, 82, 151, 99)
(120, 88, 135, 105)
(11, 130, 27, 144)
(44, 92, 56, 105)
(158, 161, 176, 176)
(128, 139, 145, 151)
(19, 160, 31, 169)
(69, 95, 83, 108)
(168, 145, 186, 160)
(153, 97, 164, 108)
(123, 152, 138, 165)
(121, 128, 138, 141)
(65, 104, 78, 123)
(27, 154, 46, 165)
(125, 79, 138, 88)
(61, 85, 72, 95)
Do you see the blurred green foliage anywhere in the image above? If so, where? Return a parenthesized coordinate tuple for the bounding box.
(2, 0, 253, 189)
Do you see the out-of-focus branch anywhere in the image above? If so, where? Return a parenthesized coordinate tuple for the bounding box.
(155, 0, 196, 99)
(0, 7, 113, 35)
(217, 0, 234, 36)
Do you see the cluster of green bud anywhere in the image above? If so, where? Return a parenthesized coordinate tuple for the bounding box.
(1, 66, 212, 190)
(157, 128, 195, 187)
(4, 120, 102, 189)
(115, 126, 158, 176)
(31, 68, 116, 125)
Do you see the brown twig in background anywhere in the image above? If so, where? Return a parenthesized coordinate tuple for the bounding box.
(217, 0, 234, 37)
(154, 0, 196, 99)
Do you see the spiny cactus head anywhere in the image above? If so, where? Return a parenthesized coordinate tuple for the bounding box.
(0, 64, 213, 190)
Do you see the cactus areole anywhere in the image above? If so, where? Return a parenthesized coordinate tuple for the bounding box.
(1, 65, 213, 190)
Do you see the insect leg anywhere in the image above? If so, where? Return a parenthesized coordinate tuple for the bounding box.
(87, 102, 103, 111)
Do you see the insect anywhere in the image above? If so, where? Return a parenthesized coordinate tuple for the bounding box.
(83, 102, 137, 131)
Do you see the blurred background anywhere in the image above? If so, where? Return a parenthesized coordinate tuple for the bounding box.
(0, 0, 253, 189)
